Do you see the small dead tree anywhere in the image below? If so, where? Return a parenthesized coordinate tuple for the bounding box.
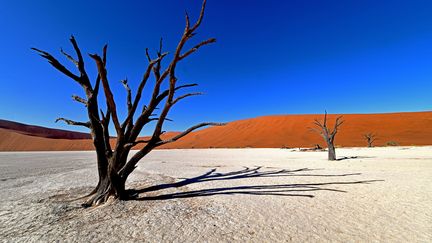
(311, 111, 344, 161)
(32, 0, 224, 207)
(364, 133, 377, 147)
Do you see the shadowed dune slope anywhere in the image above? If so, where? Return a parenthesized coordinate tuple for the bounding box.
(0, 127, 179, 151)
(1, 111, 431, 151)
(0, 128, 94, 151)
(0, 119, 91, 139)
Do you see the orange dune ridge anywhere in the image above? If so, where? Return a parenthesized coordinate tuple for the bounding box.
(161, 111, 432, 149)
(0, 111, 431, 151)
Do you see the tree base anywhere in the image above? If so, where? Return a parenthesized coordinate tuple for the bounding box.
(81, 178, 128, 207)
(82, 189, 116, 208)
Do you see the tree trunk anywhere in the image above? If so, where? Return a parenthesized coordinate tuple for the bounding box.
(327, 143, 336, 161)
(82, 158, 127, 207)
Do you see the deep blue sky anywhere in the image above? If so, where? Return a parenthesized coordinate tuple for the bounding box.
(1, 0, 431, 134)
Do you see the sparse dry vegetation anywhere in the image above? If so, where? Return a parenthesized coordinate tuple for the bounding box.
(386, 141, 399, 146)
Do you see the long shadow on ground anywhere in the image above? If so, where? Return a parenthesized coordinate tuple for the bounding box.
(131, 166, 382, 200)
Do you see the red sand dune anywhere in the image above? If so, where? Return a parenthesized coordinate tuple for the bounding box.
(162, 111, 432, 149)
(1, 111, 431, 151)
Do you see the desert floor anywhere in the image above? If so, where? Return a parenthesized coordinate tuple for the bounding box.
(0, 147, 431, 242)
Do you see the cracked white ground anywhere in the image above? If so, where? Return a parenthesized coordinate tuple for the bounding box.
(0, 147, 431, 242)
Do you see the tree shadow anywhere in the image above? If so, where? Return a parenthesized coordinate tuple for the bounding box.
(336, 156, 375, 161)
(130, 166, 382, 200)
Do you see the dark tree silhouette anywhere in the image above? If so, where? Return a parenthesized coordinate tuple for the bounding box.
(311, 111, 344, 161)
(364, 133, 377, 147)
(32, 0, 223, 207)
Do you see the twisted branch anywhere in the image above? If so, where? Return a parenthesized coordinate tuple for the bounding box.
(72, 95, 88, 106)
(156, 122, 226, 146)
(55, 118, 90, 128)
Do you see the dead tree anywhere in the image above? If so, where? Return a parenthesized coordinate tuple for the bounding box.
(32, 0, 224, 207)
(364, 133, 377, 147)
(311, 111, 344, 161)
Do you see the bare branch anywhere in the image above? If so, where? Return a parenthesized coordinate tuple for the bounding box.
(124, 139, 151, 149)
(172, 92, 203, 105)
(330, 116, 344, 137)
(60, 48, 78, 67)
(126, 83, 196, 141)
(55, 118, 90, 128)
(69, 36, 85, 73)
(72, 95, 88, 106)
(145, 48, 152, 62)
(100, 109, 106, 121)
(157, 122, 225, 145)
(313, 119, 324, 129)
(323, 110, 327, 128)
(89, 51, 122, 135)
(309, 127, 326, 140)
(152, 38, 164, 80)
(309, 127, 322, 135)
(102, 44, 107, 64)
(122, 52, 169, 129)
(176, 83, 198, 90)
(31, 47, 81, 83)
(364, 133, 377, 139)
(179, 38, 216, 60)
(158, 37, 163, 55)
(148, 117, 173, 122)
(153, 83, 199, 107)
(189, 0, 207, 33)
(68, 35, 95, 91)
(121, 79, 132, 112)
(335, 116, 344, 127)
(145, 45, 163, 80)
(90, 44, 107, 100)
(185, 11, 190, 30)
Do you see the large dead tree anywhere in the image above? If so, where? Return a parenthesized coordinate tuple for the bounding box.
(32, 0, 223, 207)
(364, 133, 377, 147)
(311, 111, 344, 161)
